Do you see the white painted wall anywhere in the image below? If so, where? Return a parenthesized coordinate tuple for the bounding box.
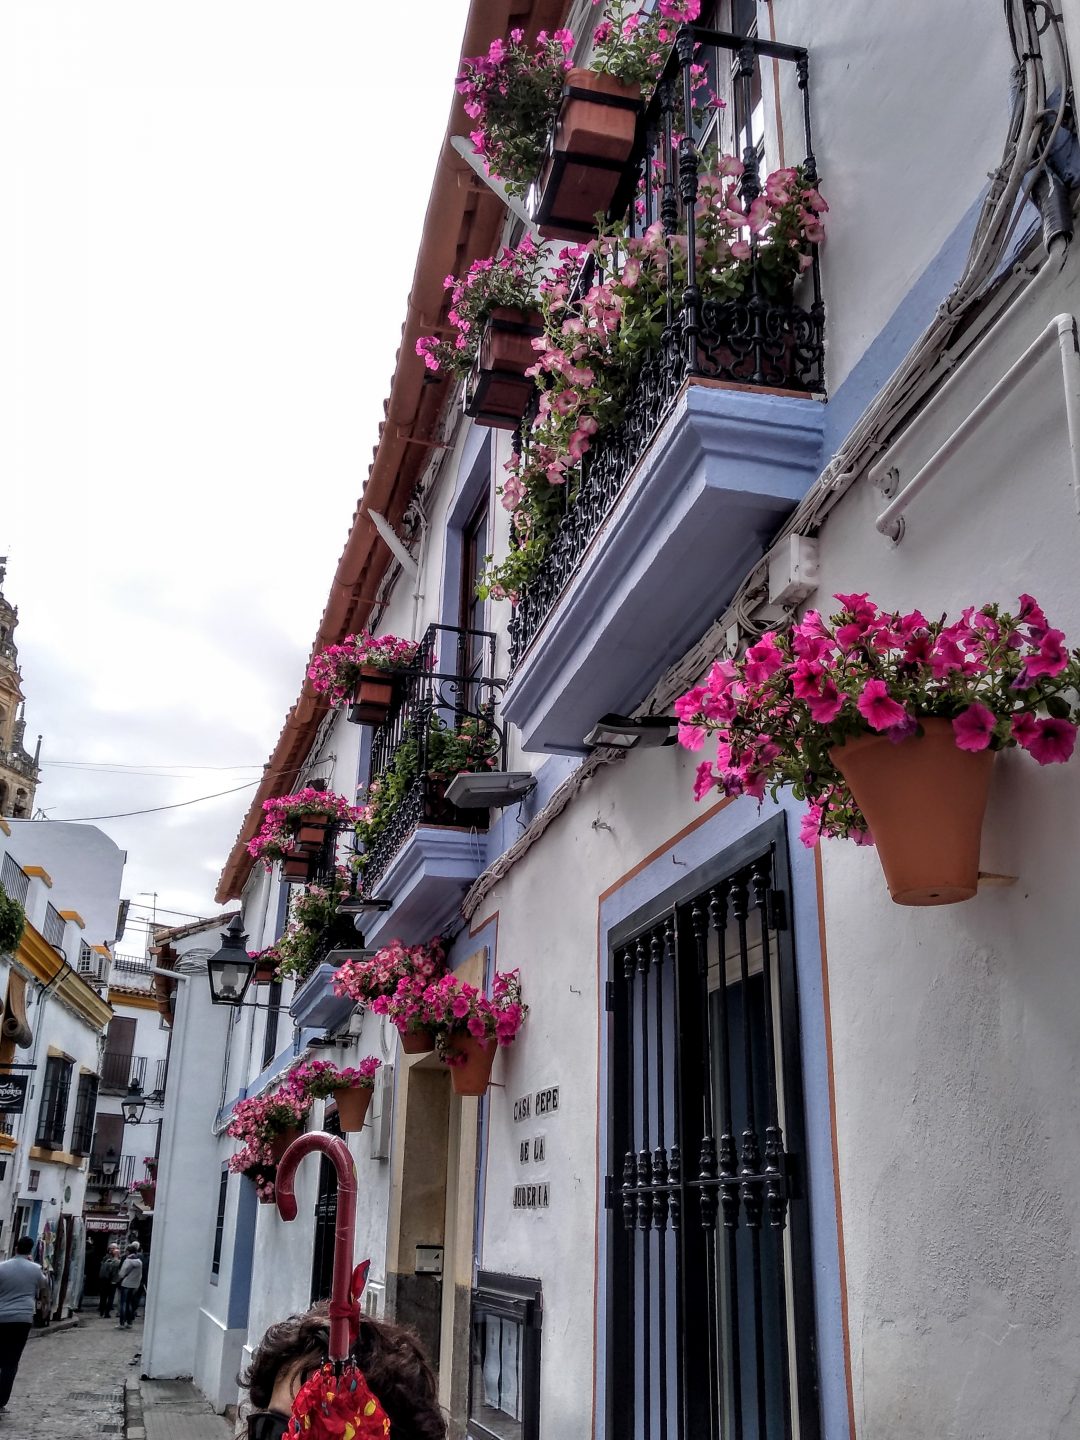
(4, 820, 125, 949)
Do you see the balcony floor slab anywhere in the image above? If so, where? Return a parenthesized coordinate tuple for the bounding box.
(502, 380, 826, 753)
(362, 825, 487, 949)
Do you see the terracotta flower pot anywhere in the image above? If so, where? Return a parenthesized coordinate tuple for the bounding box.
(532, 69, 642, 241)
(830, 717, 995, 906)
(399, 1026, 436, 1056)
(348, 665, 395, 726)
(296, 812, 333, 847)
(136, 1184, 156, 1206)
(281, 853, 314, 881)
(465, 307, 544, 431)
(445, 1033, 498, 1096)
(253, 962, 278, 985)
(333, 1086, 374, 1133)
(268, 1126, 302, 1163)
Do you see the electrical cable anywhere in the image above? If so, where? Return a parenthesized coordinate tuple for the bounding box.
(47, 780, 259, 822)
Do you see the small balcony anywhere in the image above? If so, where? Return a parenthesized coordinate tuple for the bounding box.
(501, 27, 826, 753)
(358, 623, 505, 947)
(100, 1051, 146, 1094)
(88, 1152, 137, 1190)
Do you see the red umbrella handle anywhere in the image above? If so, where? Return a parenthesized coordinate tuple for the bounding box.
(275, 1132, 357, 1364)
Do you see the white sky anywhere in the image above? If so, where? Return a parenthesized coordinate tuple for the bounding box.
(0, 1, 471, 941)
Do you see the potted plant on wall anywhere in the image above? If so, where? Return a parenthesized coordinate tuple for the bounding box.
(335, 938, 447, 1054)
(247, 788, 361, 881)
(308, 630, 420, 724)
(417, 237, 546, 429)
(677, 594, 1080, 905)
(229, 1149, 278, 1205)
(272, 870, 356, 983)
(226, 1090, 312, 1167)
(418, 969, 528, 1096)
(285, 1057, 383, 1133)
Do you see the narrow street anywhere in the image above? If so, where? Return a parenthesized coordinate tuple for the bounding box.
(1, 1313, 134, 1437)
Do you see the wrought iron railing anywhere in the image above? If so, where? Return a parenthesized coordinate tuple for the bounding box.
(0, 853, 28, 909)
(42, 902, 66, 951)
(360, 623, 506, 893)
(100, 1051, 146, 1093)
(508, 25, 822, 672)
(89, 1152, 137, 1189)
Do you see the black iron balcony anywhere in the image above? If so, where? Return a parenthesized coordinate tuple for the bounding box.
(100, 1051, 146, 1094)
(507, 26, 822, 677)
(88, 1152, 136, 1189)
(359, 623, 505, 895)
(0, 853, 28, 909)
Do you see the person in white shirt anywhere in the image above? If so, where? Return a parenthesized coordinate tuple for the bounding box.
(116, 1243, 144, 1329)
(0, 1236, 50, 1411)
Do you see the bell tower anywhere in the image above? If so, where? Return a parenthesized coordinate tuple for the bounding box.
(0, 560, 41, 819)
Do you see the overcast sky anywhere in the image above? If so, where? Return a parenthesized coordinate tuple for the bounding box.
(0, 1, 470, 944)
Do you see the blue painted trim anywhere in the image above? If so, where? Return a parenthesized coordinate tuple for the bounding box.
(440, 430, 492, 632)
(448, 916, 497, 1275)
(226, 1168, 258, 1328)
(593, 793, 849, 1440)
(288, 962, 356, 1031)
(361, 825, 488, 949)
(501, 383, 825, 752)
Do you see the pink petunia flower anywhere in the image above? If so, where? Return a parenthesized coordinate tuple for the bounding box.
(856, 679, 907, 732)
(952, 704, 996, 752)
(1019, 716, 1078, 764)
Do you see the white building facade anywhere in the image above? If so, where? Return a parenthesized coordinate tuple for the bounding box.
(0, 818, 123, 1315)
(153, 3, 1080, 1437)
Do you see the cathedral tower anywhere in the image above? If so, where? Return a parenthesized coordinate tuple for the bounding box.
(0, 560, 41, 818)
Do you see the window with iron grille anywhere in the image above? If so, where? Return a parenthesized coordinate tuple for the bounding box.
(606, 820, 819, 1440)
(211, 1168, 229, 1279)
(468, 1272, 542, 1440)
(27, 1169, 39, 1193)
(35, 1055, 73, 1150)
(69, 1073, 99, 1155)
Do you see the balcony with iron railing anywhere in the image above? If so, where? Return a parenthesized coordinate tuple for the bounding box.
(109, 951, 155, 988)
(100, 1051, 146, 1094)
(499, 26, 827, 753)
(88, 1152, 137, 1190)
(0, 852, 29, 910)
(352, 623, 506, 948)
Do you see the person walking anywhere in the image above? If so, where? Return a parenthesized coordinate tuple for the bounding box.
(0, 1235, 50, 1413)
(116, 1243, 143, 1329)
(98, 1244, 122, 1319)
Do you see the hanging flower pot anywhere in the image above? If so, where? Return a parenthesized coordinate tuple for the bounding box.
(269, 1126, 302, 1163)
(281, 853, 316, 882)
(242, 1165, 277, 1205)
(348, 664, 396, 726)
(830, 718, 995, 906)
(295, 811, 334, 847)
(136, 1183, 156, 1206)
(531, 69, 642, 242)
(464, 307, 544, 431)
(444, 1033, 498, 1096)
(399, 1026, 437, 1056)
(332, 1086, 374, 1133)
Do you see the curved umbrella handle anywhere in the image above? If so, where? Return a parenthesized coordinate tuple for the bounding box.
(275, 1132, 357, 1363)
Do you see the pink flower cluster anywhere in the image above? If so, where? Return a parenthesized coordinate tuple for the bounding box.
(371, 968, 527, 1057)
(677, 593, 1080, 846)
(416, 237, 544, 380)
(333, 936, 446, 1006)
(247, 788, 361, 868)
(308, 631, 418, 709)
(283, 1057, 381, 1103)
(225, 1090, 310, 1171)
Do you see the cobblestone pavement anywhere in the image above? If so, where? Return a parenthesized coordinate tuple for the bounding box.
(0, 1310, 135, 1437)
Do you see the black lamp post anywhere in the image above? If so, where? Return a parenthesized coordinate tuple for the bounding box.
(122, 1082, 146, 1125)
(100, 1148, 119, 1182)
(206, 913, 256, 1007)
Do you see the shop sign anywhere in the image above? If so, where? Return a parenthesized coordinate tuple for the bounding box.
(0, 1076, 28, 1113)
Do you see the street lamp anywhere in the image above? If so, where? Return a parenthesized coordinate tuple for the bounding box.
(206, 913, 256, 1007)
(99, 1148, 120, 1182)
(122, 1082, 146, 1125)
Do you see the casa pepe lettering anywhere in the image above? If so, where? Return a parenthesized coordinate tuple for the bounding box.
(513, 1084, 557, 1210)
(513, 1085, 559, 1123)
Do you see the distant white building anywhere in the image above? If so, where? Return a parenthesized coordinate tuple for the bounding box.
(0, 818, 123, 1315)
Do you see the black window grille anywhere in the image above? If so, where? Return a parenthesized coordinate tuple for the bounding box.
(70, 1073, 99, 1156)
(261, 981, 283, 1070)
(35, 1056, 73, 1150)
(310, 1112, 342, 1304)
(0, 854, 29, 909)
(468, 1272, 542, 1440)
(607, 821, 819, 1440)
(211, 1169, 229, 1277)
(42, 903, 65, 951)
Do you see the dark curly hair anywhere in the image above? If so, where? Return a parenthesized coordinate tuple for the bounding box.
(240, 1306, 446, 1440)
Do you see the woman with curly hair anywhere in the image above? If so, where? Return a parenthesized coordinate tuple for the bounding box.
(240, 1303, 446, 1440)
